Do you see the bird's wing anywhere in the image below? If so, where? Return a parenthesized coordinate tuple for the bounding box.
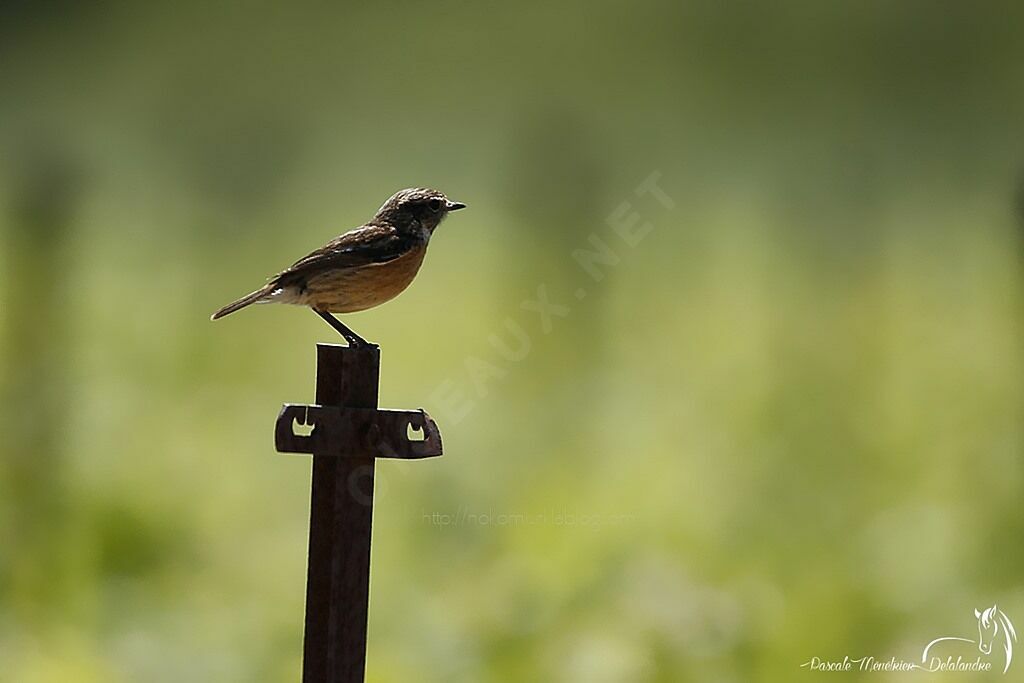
(275, 225, 409, 286)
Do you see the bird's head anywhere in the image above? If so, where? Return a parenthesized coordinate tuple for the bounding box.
(372, 187, 466, 234)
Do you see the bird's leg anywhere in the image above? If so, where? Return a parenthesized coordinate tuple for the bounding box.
(312, 308, 372, 347)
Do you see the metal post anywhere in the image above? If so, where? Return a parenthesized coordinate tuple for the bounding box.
(304, 344, 378, 682)
(274, 343, 443, 682)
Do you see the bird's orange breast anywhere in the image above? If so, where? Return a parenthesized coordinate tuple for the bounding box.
(302, 243, 428, 313)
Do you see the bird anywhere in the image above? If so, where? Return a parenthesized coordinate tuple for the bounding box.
(211, 187, 466, 346)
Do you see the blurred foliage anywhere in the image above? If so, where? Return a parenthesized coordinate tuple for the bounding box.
(1, 1, 1023, 681)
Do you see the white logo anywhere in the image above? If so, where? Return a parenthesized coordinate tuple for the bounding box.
(801, 605, 1017, 674)
(922, 605, 1017, 675)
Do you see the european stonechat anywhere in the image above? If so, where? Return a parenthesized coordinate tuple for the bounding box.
(211, 187, 466, 346)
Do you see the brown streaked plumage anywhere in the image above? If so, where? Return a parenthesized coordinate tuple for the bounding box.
(211, 187, 466, 345)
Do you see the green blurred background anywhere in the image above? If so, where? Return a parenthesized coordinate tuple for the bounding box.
(1, 2, 1023, 681)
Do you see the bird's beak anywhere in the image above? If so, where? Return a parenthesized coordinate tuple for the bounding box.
(446, 200, 467, 211)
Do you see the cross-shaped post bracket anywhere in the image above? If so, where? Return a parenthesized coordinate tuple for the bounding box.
(275, 405, 442, 459)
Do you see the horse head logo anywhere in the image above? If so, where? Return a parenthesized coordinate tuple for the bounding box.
(975, 605, 1016, 673)
(921, 605, 1017, 674)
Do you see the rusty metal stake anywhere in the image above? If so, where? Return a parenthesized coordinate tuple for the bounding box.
(276, 343, 442, 683)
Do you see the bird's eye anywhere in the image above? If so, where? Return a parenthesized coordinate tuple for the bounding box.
(428, 198, 441, 212)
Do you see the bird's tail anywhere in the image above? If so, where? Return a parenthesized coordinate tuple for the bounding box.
(211, 285, 274, 320)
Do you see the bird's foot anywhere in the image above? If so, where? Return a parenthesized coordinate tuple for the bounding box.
(313, 309, 375, 348)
